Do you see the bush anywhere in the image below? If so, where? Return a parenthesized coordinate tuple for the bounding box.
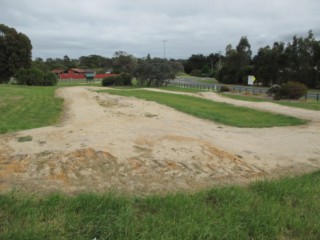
(219, 85, 230, 92)
(279, 81, 308, 99)
(15, 68, 58, 86)
(16, 68, 43, 85)
(266, 84, 281, 96)
(102, 74, 132, 87)
(267, 82, 308, 100)
(43, 72, 58, 86)
(121, 73, 132, 86)
(102, 76, 117, 86)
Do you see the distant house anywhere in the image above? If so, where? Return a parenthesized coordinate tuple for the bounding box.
(51, 68, 117, 80)
(52, 69, 64, 78)
(68, 68, 86, 74)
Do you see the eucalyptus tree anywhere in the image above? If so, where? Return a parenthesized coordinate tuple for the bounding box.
(0, 24, 32, 83)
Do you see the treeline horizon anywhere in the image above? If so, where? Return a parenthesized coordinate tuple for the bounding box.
(32, 30, 320, 88)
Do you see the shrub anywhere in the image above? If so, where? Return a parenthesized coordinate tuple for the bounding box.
(266, 84, 281, 97)
(16, 68, 42, 85)
(102, 76, 117, 86)
(121, 73, 132, 86)
(219, 85, 230, 92)
(43, 72, 58, 86)
(267, 82, 308, 100)
(15, 68, 57, 86)
(279, 81, 308, 99)
(102, 74, 132, 87)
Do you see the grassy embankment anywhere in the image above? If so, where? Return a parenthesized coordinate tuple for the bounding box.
(103, 89, 306, 128)
(1, 171, 320, 239)
(176, 72, 218, 84)
(0, 85, 63, 134)
(221, 93, 320, 111)
(0, 81, 106, 134)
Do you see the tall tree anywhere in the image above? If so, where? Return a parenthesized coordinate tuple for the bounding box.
(134, 58, 177, 87)
(112, 51, 137, 74)
(218, 37, 253, 84)
(0, 24, 32, 83)
(285, 31, 319, 87)
(236, 36, 252, 67)
(253, 42, 286, 85)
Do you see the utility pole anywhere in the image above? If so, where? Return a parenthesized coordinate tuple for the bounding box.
(218, 50, 222, 69)
(163, 40, 167, 59)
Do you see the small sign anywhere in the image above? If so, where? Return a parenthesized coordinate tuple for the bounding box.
(248, 75, 256, 85)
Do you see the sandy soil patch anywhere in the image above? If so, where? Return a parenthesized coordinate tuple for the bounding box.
(0, 87, 319, 195)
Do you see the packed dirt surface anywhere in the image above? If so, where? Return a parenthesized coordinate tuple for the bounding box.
(1, 86, 320, 195)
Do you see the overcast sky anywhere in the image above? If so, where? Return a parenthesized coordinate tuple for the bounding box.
(1, 0, 320, 59)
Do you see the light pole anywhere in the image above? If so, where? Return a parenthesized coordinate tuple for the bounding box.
(163, 40, 167, 59)
(218, 50, 222, 69)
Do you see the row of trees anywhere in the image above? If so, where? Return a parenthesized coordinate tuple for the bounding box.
(184, 30, 320, 88)
(0, 22, 180, 87)
(2, 23, 319, 88)
(34, 51, 183, 87)
(183, 53, 223, 77)
(33, 51, 139, 74)
(254, 31, 320, 88)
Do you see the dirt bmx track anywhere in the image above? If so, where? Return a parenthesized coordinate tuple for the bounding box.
(0, 86, 320, 195)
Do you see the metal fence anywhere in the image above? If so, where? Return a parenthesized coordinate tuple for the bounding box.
(169, 82, 320, 101)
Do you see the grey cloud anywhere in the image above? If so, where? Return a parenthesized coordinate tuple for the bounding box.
(1, 0, 320, 59)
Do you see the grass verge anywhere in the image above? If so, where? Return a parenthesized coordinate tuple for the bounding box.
(103, 89, 306, 128)
(1, 171, 319, 239)
(221, 93, 320, 110)
(57, 81, 102, 87)
(0, 85, 63, 134)
(159, 86, 203, 93)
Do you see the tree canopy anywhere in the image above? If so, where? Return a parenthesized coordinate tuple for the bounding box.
(253, 31, 320, 88)
(134, 58, 180, 87)
(0, 24, 32, 83)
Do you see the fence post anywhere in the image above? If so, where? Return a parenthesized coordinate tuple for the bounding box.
(305, 94, 307, 100)
(317, 93, 319, 101)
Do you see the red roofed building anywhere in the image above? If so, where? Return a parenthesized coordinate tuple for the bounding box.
(51, 68, 118, 80)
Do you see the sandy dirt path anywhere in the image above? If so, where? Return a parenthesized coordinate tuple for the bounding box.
(0, 86, 319, 195)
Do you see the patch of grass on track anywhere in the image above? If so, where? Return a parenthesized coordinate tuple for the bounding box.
(221, 93, 320, 111)
(107, 86, 202, 93)
(277, 100, 320, 111)
(1, 171, 319, 239)
(159, 86, 203, 93)
(103, 89, 306, 128)
(0, 85, 63, 134)
(57, 81, 102, 87)
(220, 93, 267, 102)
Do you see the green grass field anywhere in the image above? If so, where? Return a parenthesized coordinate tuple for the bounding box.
(0, 85, 63, 134)
(103, 89, 306, 128)
(1, 171, 319, 239)
(221, 93, 320, 110)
